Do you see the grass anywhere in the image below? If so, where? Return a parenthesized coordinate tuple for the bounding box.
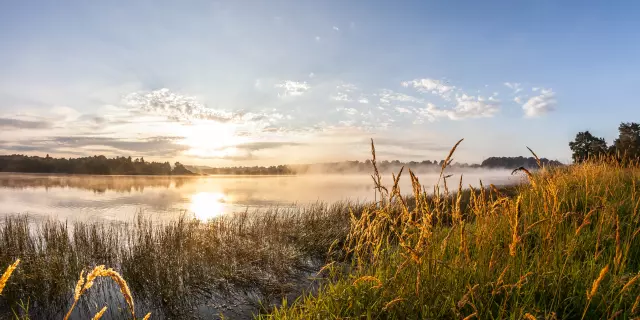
(0, 203, 360, 319)
(2, 138, 640, 319)
(263, 140, 640, 319)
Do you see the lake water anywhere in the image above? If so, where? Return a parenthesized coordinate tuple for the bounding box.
(0, 170, 521, 222)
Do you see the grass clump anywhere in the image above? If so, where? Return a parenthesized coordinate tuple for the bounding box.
(264, 140, 640, 319)
(0, 203, 357, 318)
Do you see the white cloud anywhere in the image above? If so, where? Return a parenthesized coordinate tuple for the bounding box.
(377, 89, 423, 104)
(330, 83, 359, 102)
(331, 93, 352, 102)
(315, 36, 321, 42)
(124, 88, 238, 123)
(514, 96, 524, 104)
(336, 107, 358, 115)
(309, 72, 315, 78)
(504, 82, 523, 94)
(358, 98, 369, 104)
(450, 94, 500, 119)
(332, 26, 340, 31)
(401, 78, 456, 99)
(275, 80, 310, 97)
(395, 107, 413, 114)
(413, 94, 499, 122)
(521, 88, 556, 117)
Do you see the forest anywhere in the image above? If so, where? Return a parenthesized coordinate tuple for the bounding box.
(0, 153, 562, 176)
(0, 155, 194, 175)
(569, 122, 640, 163)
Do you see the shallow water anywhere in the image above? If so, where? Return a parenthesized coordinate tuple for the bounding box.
(0, 170, 521, 222)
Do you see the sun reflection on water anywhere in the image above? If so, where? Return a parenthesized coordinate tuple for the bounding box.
(189, 192, 227, 221)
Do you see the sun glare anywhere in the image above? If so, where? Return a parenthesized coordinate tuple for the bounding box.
(181, 122, 244, 150)
(189, 192, 227, 221)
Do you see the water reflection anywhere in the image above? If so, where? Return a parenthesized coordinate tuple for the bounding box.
(0, 171, 521, 222)
(190, 192, 227, 221)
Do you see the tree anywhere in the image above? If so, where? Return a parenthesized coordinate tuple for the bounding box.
(569, 131, 608, 163)
(612, 122, 640, 160)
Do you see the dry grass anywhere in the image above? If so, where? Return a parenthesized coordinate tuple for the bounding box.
(0, 202, 358, 318)
(0, 260, 150, 320)
(264, 139, 640, 319)
(0, 259, 19, 296)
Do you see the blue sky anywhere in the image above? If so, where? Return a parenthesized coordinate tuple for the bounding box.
(1, 0, 639, 165)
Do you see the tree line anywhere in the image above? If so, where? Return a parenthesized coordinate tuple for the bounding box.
(192, 157, 561, 176)
(569, 122, 640, 163)
(0, 155, 194, 175)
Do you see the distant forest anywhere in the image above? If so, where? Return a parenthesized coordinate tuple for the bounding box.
(190, 156, 563, 175)
(0, 153, 562, 176)
(0, 155, 194, 175)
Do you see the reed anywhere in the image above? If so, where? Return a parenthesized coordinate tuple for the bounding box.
(264, 139, 640, 319)
(0, 202, 358, 318)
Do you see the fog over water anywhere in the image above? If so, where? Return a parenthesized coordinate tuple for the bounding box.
(0, 170, 522, 222)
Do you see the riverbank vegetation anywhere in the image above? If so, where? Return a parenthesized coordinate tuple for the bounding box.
(265, 139, 640, 319)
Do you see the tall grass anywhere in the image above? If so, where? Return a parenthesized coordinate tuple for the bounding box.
(265, 140, 640, 319)
(0, 203, 358, 319)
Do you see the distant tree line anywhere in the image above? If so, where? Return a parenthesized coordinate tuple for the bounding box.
(0, 154, 194, 175)
(480, 157, 562, 169)
(195, 157, 561, 176)
(0, 149, 567, 176)
(199, 165, 295, 175)
(569, 122, 640, 163)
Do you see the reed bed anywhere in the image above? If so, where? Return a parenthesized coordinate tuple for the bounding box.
(0, 202, 359, 319)
(264, 140, 640, 319)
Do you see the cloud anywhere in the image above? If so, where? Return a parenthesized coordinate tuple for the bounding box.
(0, 136, 189, 157)
(234, 141, 305, 152)
(124, 88, 239, 123)
(336, 107, 358, 115)
(395, 107, 413, 114)
(332, 26, 340, 31)
(315, 36, 321, 42)
(358, 98, 369, 104)
(372, 138, 450, 152)
(330, 83, 360, 102)
(521, 88, 556, 117)
(377, 89, 423, 104)
(504, 82, 523, 94)
(401, 78, 456, 99)
(275, 80, 311, 97)
(450, 94, 500, 119)
(0, 117, 51, 129)
(415, 94, 499, 122)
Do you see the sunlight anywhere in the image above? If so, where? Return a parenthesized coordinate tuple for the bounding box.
(180, 122, 246, 152)
(189, 192, 228, 221)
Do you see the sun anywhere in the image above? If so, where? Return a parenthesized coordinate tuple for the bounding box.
(182, 122, 242, 150)
(189, 192, 228, 221)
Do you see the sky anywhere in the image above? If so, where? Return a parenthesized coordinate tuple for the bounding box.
(1, 0, 639, 166)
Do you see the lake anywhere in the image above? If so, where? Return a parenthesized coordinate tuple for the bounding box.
(0, 170, 521, 222)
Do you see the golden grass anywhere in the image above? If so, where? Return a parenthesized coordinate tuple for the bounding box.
(264, 139, 640, 319)
(91, 306, 107, 320)
(587, 264, 610, 301)
(0, 259, 19, 296)
(64, 265, 137, 320)
(0, 258, 149, 320)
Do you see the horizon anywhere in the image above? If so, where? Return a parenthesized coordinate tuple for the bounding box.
(0, 151, 565, 168)
(2, 1, 639, 166)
